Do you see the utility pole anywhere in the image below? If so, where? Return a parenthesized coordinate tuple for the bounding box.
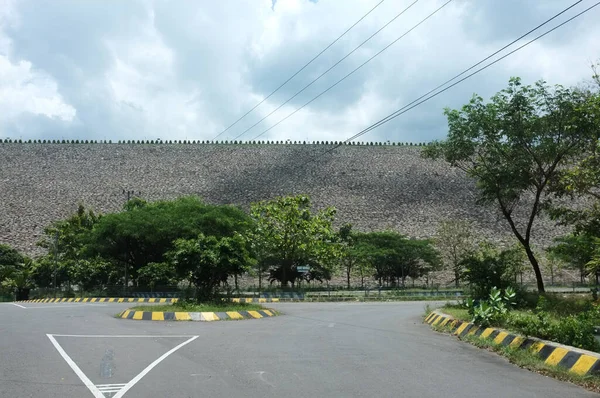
(53, 231, 58, 298)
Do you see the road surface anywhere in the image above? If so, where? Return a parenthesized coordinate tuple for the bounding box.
(0, 301, 595, 397)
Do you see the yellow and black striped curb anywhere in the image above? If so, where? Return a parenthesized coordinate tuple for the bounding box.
(16, 297, 179, 304)
(117, 309, 277, 321)
(425, 311, 600, 376)
(231, 298, 282, 303)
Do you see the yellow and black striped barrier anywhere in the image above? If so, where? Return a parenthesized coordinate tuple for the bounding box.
(118, 309, 277, 321)
(231, 298, 281, 303)
(17, 297, 179, 304)
(425, 311, 600, 376)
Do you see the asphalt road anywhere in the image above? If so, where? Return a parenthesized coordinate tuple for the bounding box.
(0, 301, 596, 398)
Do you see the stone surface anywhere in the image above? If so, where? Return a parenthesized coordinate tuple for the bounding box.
(0, 142, 573, 259)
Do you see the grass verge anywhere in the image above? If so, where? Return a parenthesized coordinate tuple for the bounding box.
(129, 302, 268, 312)
(431, 319, 600, 393)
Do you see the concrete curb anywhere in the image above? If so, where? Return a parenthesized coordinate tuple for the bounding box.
(425, 311, 600, 376)
(117, 309, 277, 321)
(16, 297, 179, 303)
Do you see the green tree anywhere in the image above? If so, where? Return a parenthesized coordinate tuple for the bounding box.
(460, 242, 518, 300)
(137, 262, 178, 291)
(547, 233, 596, 283)
(338, 223, 357, 289)
(169, 233, 253, 301)
(37, 203, 101, 289)
(434, 220, 474, 288)
(354, 231, 440, 287)
(249, 195, 340, 287)
(85, 196, 252, 285)
(0, 244, 25, 281)
(423, 78, 598, 293)
(1, 257, 36, 300)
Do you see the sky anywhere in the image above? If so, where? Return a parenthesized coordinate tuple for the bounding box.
(0, 0, 599, 144)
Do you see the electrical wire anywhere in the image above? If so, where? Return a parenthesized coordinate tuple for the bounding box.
(230, 0, 424, 142)
(210, 0, 386, 142)
(300, 0, 598, 168)
(249, 0, 455, 142)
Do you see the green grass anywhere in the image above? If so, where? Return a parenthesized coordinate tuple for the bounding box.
(440, 306, 470, 321)
(129, 302, 268, 312)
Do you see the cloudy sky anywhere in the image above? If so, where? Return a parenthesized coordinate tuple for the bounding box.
(1, 0, 599, 143)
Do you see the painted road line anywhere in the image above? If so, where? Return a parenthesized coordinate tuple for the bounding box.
(112, 336, 198, 398)
(48, 334, 199, 398)
(10, 303, 26, 308)
(47, 334, 104, 398)
(51, 334, 199, 338)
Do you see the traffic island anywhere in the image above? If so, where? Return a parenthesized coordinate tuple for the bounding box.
(118, 302, 278, 321)
(425, 310, 600, 383)
(118, 308, 277, 321)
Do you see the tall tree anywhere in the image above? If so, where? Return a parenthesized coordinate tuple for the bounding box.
(338, 223, 357, 289)
(249, 195, 340, 287)
(37, 203, 101, 289)
(169, 233, 254, 301)
(85, 196, 252, 284)
(354, 231, 440, 287)
(423, 77, 598, 292)
(434, 220, 474, 288)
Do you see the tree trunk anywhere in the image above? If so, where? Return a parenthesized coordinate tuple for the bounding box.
(346, 267, 351, 290)
(454, 268, 460, 288)
(524, 245, 545, 293)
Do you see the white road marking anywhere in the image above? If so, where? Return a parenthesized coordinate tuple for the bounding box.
(47, 334, 104, 398)
(48, 334, 199, 397)
(51, 334, 198, 338)
(10, 303, 26, 308)
(328, 323, 335, 328)
(113, 335, 198, 398)
(96, 384, 127, 387)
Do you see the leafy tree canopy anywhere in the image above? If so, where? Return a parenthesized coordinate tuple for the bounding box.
(85, 196, 252, 279)
(353, 231, 441, 287)
(249, 195, 341, 287)
(423, 77, 599, 292)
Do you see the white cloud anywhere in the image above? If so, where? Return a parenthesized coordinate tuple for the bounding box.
(0, 55, 76, 124)
(0, 0, 75, 129)
(1, 0, 599, 142)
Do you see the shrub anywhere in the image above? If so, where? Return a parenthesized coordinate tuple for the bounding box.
(466, 286, 516, 327)
(460, 243, 518, 300)
(507, 301, 600, 352)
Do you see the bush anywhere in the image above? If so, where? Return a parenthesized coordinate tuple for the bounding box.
(507, 303, 600, 352)
(466, 286, 516, 327)
(461, 243, 518, 300)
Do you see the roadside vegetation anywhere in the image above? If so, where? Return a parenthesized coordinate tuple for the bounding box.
(468, 336, 600, 394)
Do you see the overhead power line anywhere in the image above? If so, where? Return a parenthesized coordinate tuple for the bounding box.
(300, 0, 598, 167)
(230, 0, 424, 142)
(249, 0, 454, 142)
(210, 0, 386, 142)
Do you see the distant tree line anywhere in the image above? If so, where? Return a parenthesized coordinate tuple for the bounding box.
(0, 195, 441, 301)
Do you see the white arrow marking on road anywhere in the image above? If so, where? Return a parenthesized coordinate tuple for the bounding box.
(47, 334, 199, 398)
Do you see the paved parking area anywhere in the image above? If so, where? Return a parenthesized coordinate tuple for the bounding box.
(0, 301, 595, 397)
